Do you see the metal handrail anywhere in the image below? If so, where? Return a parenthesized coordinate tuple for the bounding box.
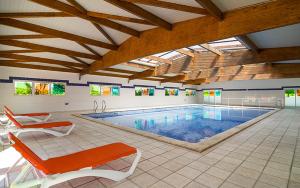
(93, 100, 98, 113)
(101, 100, 107, 113)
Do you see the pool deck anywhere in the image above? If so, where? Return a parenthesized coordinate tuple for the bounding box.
(1, 108, 300, 188)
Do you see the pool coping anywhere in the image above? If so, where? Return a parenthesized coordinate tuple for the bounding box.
(73, 105, 280, 153)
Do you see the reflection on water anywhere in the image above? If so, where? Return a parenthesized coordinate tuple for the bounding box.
(89, 106, 271, 143)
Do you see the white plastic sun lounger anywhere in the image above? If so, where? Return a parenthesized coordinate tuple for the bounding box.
(8, 132, 141, 188)
(3, 106, 51, 123)
(4, 112, 75, 138)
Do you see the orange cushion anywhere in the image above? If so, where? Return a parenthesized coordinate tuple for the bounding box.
(22, 121, 73, 129)
(9, 133, 137, 175)
(42, 143, 136, 174)
(18, 113, 50, 117)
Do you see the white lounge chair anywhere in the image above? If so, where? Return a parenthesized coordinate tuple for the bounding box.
(3, 106, 51, 123)
(8, 132, 141, 188)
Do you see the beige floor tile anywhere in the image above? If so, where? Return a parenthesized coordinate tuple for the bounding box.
(219, 181, 243, 188)
(288, 181, 300, 188)
(76, 180, 106, 188)
(263, 166, 290, 179)
(188, 161, 210, 172)
(148, 166, 173, 179)
(234, 166, 261, 179)
(148, 155, 169, 165)
(254, 181, 278, 188)
(149, 181, 174, 188)
(131, 173, 159, 188)
(113, 180, 140, 188)
(138, 160, 158, 171)
(184, 181, 209, 188)
(177, 166, 202, 179)
(214, 161, 238, 172)
(227, 173, 256, 188)
(162, 160, 185, 172)
(195, 173, 224, 188)
(206, 167, 231, 180)
(240, 161, 265, 172)
(259, 173, 288, 188)
(163, 173, 191, 188)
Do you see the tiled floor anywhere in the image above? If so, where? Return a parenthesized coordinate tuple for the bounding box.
(1, 109, 300, 188)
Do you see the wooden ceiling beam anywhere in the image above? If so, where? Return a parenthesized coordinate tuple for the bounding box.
(161, 74, 187, 83)
(86, 0, 300, 73)
(199, 43, 223, 56)
(122, 0, 209, 15)
(0, 12, 71, 18)
(146, 55, 172, 64)
(30, 0, 140, 37)
(0, 34, 56, 40)
(183, 78, 206, 85)
(104, 0, 172, 30)
(0, 53, 87, 68)
(0, 39, 100, 60)
(0, 61, 81, 73)
(236, 35, 260, 53)
(0, 50, 41, 54)
(194, 0, 223, 20)
(122, 62, 153, 69)
(68, 56, 90, 66)
(77, 42, 102, 57)
(128, 69, 156, 80)
(66, 0, 117, 46)
(176, 49, 195, 57)
(155, 47, 300, 76)
(0, 18, 117, 50)
(87, 11, 153, 25)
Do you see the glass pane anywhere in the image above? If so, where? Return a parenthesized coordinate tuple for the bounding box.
(90, 84, 101, 96)
(149, 88, 155, 96)
(135, 87, 142, 96)
(101, 86, 111, 96)
(15, 81, 32, 95)
(112, 86, 120, 96)
(285, 89, 295, 97)
(35, 83, 49, 95)
(51, 83, 65, 96)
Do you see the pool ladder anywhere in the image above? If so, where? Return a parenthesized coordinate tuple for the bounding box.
(93, 100, 106, 113)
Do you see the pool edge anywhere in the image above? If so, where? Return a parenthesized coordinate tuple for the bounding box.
(73, 107, 280, 153)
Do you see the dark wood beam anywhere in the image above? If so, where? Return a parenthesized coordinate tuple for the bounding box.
(161, 74, 186, 83)
(66, 0, 117, 46)
(0, 18, 117, 50)
(0, 12, 71, 18)
(122, 0, 209, 15)
(104, 0, 172, 30)
(68, 56, 90, 66)
(0, 39, 100, 60)
(236, 35, 260, 53)
(0, 50, 41, 54)
(128, 69, 156, 80)
(0, 34, 56, 40)
(86, 0, 300, 73)
(194, 0, 223, 20)
(155, 47, 300, 75)
(87, 11, 153, 25)
(0, 53, 87, 68)
(77, 42, 102, 57)
(30, 0, 140, 37)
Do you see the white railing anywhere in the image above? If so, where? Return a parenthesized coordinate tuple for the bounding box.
(204, 97, 284, 109)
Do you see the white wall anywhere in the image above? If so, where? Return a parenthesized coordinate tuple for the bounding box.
(0, 67, 198, 113)
(197, 79, 300, 107)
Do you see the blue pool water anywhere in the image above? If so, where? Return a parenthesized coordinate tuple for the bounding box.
(84, 105, 272, 143)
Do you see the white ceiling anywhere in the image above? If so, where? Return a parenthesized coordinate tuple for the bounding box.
(0, 0, 299, 73)
(248, 23, 300, 48)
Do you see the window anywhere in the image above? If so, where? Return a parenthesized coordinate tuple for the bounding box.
(35, 83, 50, 95)
(51, 83, 65, 96)
(185, 89, 196, 96)
(135, 87, 155, 96)
(15, 81, 32, 96)
(112, 86, 120, 96)
(90, 84, 101, 96)
(101, 86, 111, 96)
(165, 88, 179, 96)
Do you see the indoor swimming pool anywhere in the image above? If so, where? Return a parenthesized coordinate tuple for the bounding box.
(83, 105, 273, 143)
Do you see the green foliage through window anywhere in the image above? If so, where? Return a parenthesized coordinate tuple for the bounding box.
(15, 81, 32, 95)
(90, 84, 101, 96)
(51, 83, 65, 96)
(112, 87, 120, 96)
